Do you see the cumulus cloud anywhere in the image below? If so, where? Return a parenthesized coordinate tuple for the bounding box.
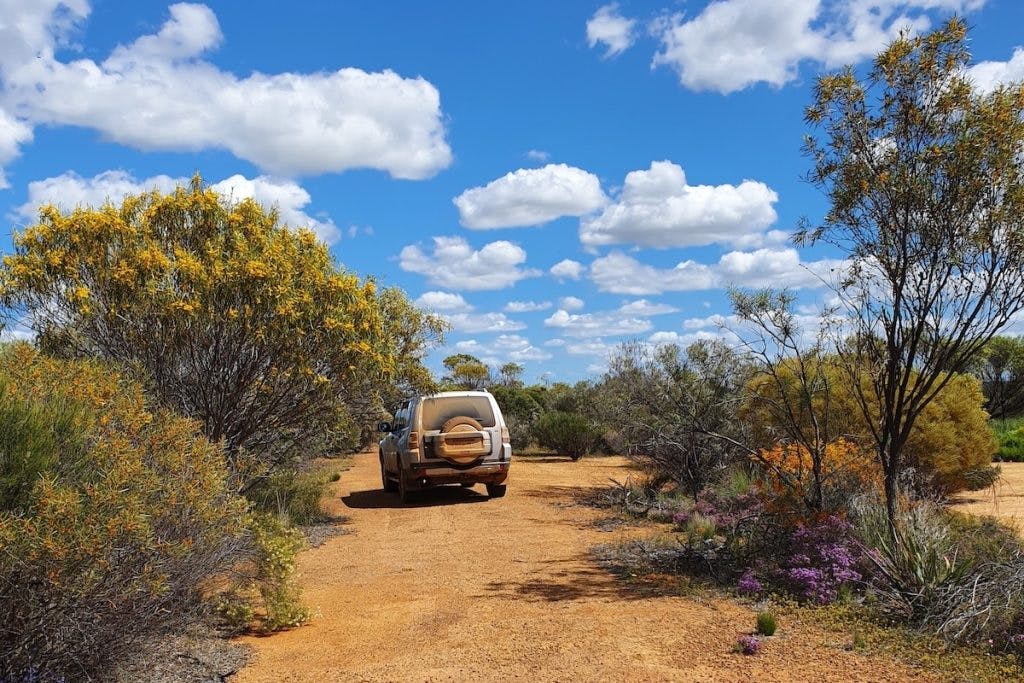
(454, 164, 607, 229)
(211, 174, 340, 243)
(504, 300, 552, 313)
(559, 296, 585, 311)
(455, 334, 552, 364)
(967, 47, 1024, 94)
(589, 249, 846, 295)
(544, 308, 653, 338)
(445, 312, 527, 334)
(15, 170, 341, 243)
(580, 161, 778, 248)
(0, 107, 32, 188)
(414, 291, 472, 313)
(587, 4, 637, 58)
(550, 258, 584, 281)
(399, 236, 541, 291)
(648, 329, 726, 347)
(613, 299, 674, 317)
(651, 0, 985, 94)
(567, 339, 616, 356)
(0, 2, 451, 180)
(413, 290, 525, 333)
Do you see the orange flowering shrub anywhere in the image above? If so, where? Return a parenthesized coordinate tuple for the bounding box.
(756, 438, 882, 512)
(0, 343, 249, 680)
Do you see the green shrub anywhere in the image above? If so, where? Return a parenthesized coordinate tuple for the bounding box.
(0, 378, 88, 512)
(0, 344, 249, 680)
(216, 513, 311, 633)
(533, 411, 599, 460)
(247, 467, 334, 525)
(994, 420, 1024, 462)
(756, 611, 778, 636)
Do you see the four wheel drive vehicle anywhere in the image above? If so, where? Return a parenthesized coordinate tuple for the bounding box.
(378, 391, 512, 503)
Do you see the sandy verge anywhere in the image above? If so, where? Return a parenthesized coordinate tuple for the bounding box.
(233, 453, 935, 682)
(950, 461, 1024, 530)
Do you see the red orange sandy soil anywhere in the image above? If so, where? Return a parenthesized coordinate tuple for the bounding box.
(233, 453, 936, 682)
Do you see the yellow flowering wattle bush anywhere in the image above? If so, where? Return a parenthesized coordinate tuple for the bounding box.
(1, 175, 407, 487)
(0, 343, 251, 680)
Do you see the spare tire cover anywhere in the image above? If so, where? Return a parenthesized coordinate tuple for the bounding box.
(436, 416, 488, 464)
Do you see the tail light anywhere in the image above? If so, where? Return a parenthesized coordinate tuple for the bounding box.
(408, 431, 420, 449)
(500, 426, 510, 443)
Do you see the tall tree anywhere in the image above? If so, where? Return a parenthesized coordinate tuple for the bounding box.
(973, 336, 1024, 419)
(442, 353, 491, 390)
(801, 19, 1024, 533)
(498, 362, 524, 387)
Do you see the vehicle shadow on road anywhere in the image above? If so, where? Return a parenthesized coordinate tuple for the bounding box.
(341, 486, 491, 509)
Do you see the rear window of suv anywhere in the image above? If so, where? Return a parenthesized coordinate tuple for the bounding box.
(420, 396, 496, 430)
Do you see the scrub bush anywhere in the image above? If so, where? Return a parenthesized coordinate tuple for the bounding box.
(533, 410, 599, 460)
(0, 344, 249, 680)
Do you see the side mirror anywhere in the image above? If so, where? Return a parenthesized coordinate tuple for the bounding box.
(377, 421, 392, 433)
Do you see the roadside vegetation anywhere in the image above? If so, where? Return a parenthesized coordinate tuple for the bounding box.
(580, 19, 1024, 677)
(0, 179, 443, 680)
(2, 16, 1024, 683)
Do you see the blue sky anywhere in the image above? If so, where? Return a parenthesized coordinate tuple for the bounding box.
(1, 0, 1022, 384)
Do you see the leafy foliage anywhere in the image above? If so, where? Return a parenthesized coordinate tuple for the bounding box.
(0, 176, 431, 489)
(803, 17, 1024, 532)
(597, 340, 752, 495)
(0, 344, 249, 680)
(756, 611, 778, 636)
(973, 336, 1024, 419)
(533, 410, 599, 460)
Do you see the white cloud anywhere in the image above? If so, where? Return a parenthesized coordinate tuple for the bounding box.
(648, 329, 724, 347)
(967, 47, 1024, 94)
(618, 299, 678, 316)
(399, 236, 541, 291)
(580, 161, 778, 248)
(526, 149, 551, 162)
(544, 338, 567, 347)
(0, 2, 451, 180)
(445, 312, 527, 334)
(651, 0, 984, 94)
(453, 164, 607, 229)
(455, 334, 552, 364)
(414, 291, 472, 313)
(15, 170, 341, 243)
(566, 339, 615, 356)
(0, 107, 32, 188)
(504, 300, 552, 313)
(559, 296, 585, 311)
(683, 314, 731, 330)
(211, 174, 340, 243)
(550, 258, 584, 281)
(589, 249, 846, 295)
(586, 4, 637, 58)
(544, 309, 652, 338)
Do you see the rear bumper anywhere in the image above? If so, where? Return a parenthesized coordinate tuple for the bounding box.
(403, 461, 510, 489)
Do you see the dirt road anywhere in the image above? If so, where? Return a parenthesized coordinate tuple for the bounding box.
(235, 453, 933, 682)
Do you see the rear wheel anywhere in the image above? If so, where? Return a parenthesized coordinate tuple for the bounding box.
(486, 483, 507, 499)
(381, 455, 397, 492)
